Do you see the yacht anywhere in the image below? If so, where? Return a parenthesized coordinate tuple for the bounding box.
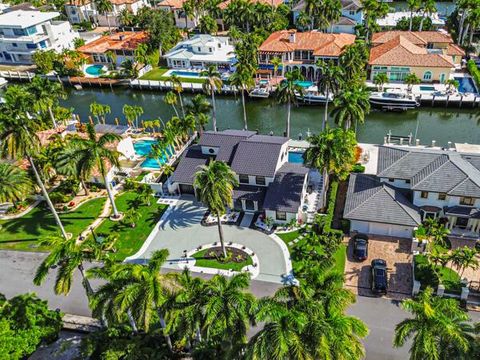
(369, 88, 420, 110)
(296, 88, 333, 105)
(249, 86, 270, 98)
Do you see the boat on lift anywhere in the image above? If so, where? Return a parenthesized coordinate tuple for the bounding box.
(369, 88, 420, 110)
(295, 87, 333, 105)
(249, 86, 270, 98)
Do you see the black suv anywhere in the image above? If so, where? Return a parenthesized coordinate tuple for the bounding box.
(352, 234, 369, 261)
(371, 259, 388, 295)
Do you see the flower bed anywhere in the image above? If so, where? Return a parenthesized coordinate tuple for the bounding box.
(414, 254, 462, 294)
(192, 246, 254, 272)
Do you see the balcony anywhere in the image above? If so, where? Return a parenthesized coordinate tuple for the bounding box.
(448, 227, 480, 240)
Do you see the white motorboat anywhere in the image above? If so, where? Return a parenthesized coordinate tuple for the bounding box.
(369, 89, 420, 110)
(0, 77, 7, 88)
(249, 87, 270, 98)
(296, 89, 333, 105)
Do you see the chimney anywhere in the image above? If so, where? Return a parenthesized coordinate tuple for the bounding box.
(288, 30, 296, 43)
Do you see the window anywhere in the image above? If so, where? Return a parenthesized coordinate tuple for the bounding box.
(13, 28, 25, 36)
(405, 179, 411, 184)
(388, 178, 394, 182)
(239, 174, 249, 184)
(12, 43, 17, 47)
(423, 71, 432, 81)
(438, 193, 447, 201)
(276, 211, 287, 221)
(420, 191, 428, 199)
(349, 10, 355, 15)
(256, 176, 266, 186)
(26, 43, 36, 49)
(460, 197, 475, 206)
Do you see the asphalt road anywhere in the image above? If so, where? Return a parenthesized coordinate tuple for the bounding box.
(2, 250, 479, 359)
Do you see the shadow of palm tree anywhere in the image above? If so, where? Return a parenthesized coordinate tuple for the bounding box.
(165, 201, 205, 230)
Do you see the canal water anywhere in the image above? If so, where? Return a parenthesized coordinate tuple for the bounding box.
(61, 88, 480, 146)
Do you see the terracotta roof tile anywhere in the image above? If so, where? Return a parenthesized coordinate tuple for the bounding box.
(372, 31, 454, 46)
(66, 0, 142, 5)
(77, 31, 148, 54)
(259, 30, 355, 57)
(158, 0, 186, 8)
(447, 43, 465, 56)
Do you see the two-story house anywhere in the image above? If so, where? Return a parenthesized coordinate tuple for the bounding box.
(170, 130, 310, 224)
(164, 35, 235, 71)
(369, 31, 465, 83)
(0, 10, 78, 64)
(258, 29, 356, 80)
(344, 145, 480, 241)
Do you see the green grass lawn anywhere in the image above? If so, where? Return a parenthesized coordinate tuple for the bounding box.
(192, 248, 253, 272)
(332, 244, 347, 274)
(0, 197, 106, 251)
(94, 192, 168, 261)
(140, 67, 206, 84)
(414, 254, 462, 294)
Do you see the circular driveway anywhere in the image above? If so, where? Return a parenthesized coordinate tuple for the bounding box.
(131, 199, 291, 284)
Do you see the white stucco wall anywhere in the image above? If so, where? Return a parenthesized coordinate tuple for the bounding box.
(265, 209, 298, 224)
(412, 191, 480, 208)
(379, 177, 411, 189)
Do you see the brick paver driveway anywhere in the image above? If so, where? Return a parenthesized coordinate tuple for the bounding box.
(344, 236, 412, 300)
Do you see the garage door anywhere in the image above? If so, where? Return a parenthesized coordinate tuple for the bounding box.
(367, 222, 412, 238)
(179, 184, 195, 195)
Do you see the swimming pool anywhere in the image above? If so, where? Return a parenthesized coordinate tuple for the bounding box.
(294, 80, 314, 88)
(134, 140, 173, 169)
(85, 64, 104, 76)
(288, 151, 304, 163)
(171, 70, 201, 77)
(419, 86, 435, 92)
(454, 77, 478, 94)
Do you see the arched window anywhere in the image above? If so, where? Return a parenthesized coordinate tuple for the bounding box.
(423, 71, 432, 81)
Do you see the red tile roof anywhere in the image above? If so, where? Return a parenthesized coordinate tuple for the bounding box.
(158, 0, 186, 8)
(259, 30, 356, 57)
(77, 31, 149, 54)
(66, 0, 143, 5)
(372, 31, 455, 46)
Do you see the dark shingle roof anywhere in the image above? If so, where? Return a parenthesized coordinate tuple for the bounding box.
(233, 185, 266, 206)
(231, 143, 285, 177)
(263, 163, 308, 213)
(445, 206, 480, 219)
(344, 174, 421, 227)
(198, 131, 251, 163)
(170, 145, 209, 185)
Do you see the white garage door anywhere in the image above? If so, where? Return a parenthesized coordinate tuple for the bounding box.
(367, 222, 413, 238)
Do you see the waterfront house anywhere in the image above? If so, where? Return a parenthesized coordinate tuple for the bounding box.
(164, 35, 235, 71)
(377, 11, 445, 30)
(292, 0, 363, 34)
(344, 145, 480, 241)
(0, 9, 78, 64)
(157, 0, 195, 29)
(369, 31, 465, 83)
(170, 130, 311, 224)
(77, 31, 148, 67)
(258, 29, 355, 80)
(65, 0, 150, 27)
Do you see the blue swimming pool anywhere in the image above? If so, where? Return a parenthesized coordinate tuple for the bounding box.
(171, 70, 201, 77)
(294, 80, 314, 88)
(85, 64, 104, 76)
(288, 151, 304, 163)
(134, 140, 173, 169)
(419, 86, 435, 92)
(454, 77, 478, 94)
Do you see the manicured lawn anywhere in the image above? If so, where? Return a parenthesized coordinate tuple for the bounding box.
(192, 248, 253, 272)
(332, 244, 347, 274)
(140, 67, 206, 84)
(414, 254, 462, 294)
(0, 197, 106, 251)
(94, 192, 168, 261)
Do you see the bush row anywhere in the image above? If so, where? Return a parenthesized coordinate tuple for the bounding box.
(467, 60, 480, 91)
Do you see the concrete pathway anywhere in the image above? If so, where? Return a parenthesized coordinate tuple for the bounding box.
(129, 199, 291, 284)
(240, 212, 254, 227)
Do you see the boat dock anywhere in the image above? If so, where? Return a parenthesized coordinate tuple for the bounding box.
(129, 79, 237, 94)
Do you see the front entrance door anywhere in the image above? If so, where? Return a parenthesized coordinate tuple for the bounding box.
(245, 200, 255, 211)
(456, 217, 469, 229)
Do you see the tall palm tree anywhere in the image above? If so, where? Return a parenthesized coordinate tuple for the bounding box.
(122, 104, 143, 129)
(419, 0, 436, 32)
(0, 110, 69, 239)
(407, 0, 421, 31)
(0, 163, 32, 204)
(276, 68, 304, 139)
(90, 101, 111, 124)
(201, 65, 223, 132)
(193, 160, 238, 258)
(394, 287, 474, 360)
(405, 73, 421, 93)
(373, 72, 389, 91)
(320, 0, 342, 33)
(65, 124, 122, 218)
(168, 74, 185, 117)
(186, 94, 212, 135)
(270, 56, 282, 80)
(451, 246, 479, 277)
(229, 66, 254, 130)
(303, 0, 320, 29)
(316, 60, 343, 131)
(164, 91, 180, 117)
(94, 0, 114, 32)
(29, 76, 66, 129)
(331, 85, 371, 131)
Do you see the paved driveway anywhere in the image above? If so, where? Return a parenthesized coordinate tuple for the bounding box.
(345, 236, 413, 300)
(131, 199, 290, 284)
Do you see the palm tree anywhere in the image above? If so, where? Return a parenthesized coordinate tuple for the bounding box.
(405, 73, 421, 93)
(339, 40, 369, 82)
(362, 0, 390, 40)
(164, 91, 180, 117)
(419, 0, 436, 32)
(94, 0, 114, 32)
(320, 0, 342, 33)
(445, 79, 460, 92)
(316, 60, 344, 131)
(331, 84, 371, 131)
(186, 94, 212, 135)
(270, 56, 282, 81)
(451, 246, 479, 277)
(119, 8, 135, 27)
(394, 287, 474, 359)
(229, 66, 254, 130)
(122, 104, 143, 129)
(167, 74, 185, 117)
(373, 72, 389, 91)
(303, 0, 319, 29)
(200, 65, 223, 132)
(407, 0, 421, 31)
(64, 124, 122, 218)
(0, 163, 32, 204)
(90, 101, 111, 124)
(29, 76, 66, 129)
(276, 68, 304, 138)
(193, 160, 238, 258)
(0, 110, 69, 239)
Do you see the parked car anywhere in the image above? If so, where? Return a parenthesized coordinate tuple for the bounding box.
(371, 259, 388, 295)
(353, 234, 369, 261)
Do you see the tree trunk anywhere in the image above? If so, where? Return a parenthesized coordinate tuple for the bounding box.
(419, 13, 425, 32)
(159, 314, 173, 351)
(103, 173, 119, 218)
(179, 92, 185, 118)
(78, 263, 94, 297)
(286, 101, 291, 138)
(29, 157, 68, 240)
(106, 13, 111, 33)
(322, 89, 329, 131)
(469, 27, 474, 46)
(81, 179, 89, 196)
(459, 12, 467, 45)
(241, 89, 247, 130)
(216, 213, 227, 258)
(322, 168, 329, 209)
(461, 23, 470, 45)
(409, 10, 413, 31)
(171, 104, 179, 118)
(48, 106, 58, 129)
(211, 89, 217, 131)
(127, 309, 138, 333)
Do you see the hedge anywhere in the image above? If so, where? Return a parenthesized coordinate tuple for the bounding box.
(323, 181, 343, 237)
(467, 60, 480, 91)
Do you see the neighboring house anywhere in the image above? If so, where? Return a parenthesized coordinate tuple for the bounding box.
(0, 10, 78, 64)
(157, 0, 195, 29)
(170, 130, 311, 224)
(344, 145, 480, 241)
(258, 29, 356, 80)
(377, 11, 445, 29)
(65, 0, 150, 27)
(369, 31, 465, 83)
(293, 0, 363, 34)
(77, 31, 148, 67)
(164, 35, 235, 71)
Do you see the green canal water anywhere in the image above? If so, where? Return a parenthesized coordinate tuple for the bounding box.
(61, 88, 480, 146)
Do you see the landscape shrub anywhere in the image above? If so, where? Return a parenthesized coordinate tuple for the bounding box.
(49, 192, 71, 204)
(467, 60, 480, 90)
(352, 163, 365, 173)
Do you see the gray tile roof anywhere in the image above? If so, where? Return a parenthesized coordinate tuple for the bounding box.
(263, 164, 308, 213)
(170, 145, 209, 185)
(198, 131, 251, 163)
(233, 185, 266, 205)
(344, 174, 421, 227)
(445, 206, 480, 219)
